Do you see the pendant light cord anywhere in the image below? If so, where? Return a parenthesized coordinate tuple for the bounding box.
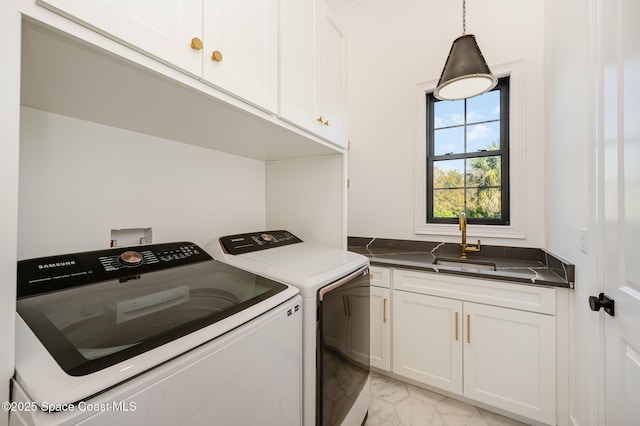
(462, 0, 466, 35)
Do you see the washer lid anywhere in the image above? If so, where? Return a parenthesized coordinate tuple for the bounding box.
(17, 261, 290, 377)
(15, 243, 298, 405)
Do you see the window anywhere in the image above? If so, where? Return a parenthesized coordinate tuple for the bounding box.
(426, 77, 509, 225)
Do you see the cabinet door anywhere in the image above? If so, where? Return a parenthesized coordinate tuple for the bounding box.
(37, 0, 202, 76)
(370, 286, 391, 371)
(463, 302, 556, 424)
(393, 291, 463, 394)
(320, 13, 347, 147)
(279, 0, 322, 135)
(202, 0, 278, 113)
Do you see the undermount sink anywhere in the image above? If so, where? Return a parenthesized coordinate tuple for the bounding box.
(433, 257, 497, 271)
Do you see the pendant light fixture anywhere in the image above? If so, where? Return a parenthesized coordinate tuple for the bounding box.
(433, 0, 497, 100)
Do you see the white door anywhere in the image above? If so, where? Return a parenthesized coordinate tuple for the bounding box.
(202, 0, 278, 113)
(37, 0, 202, 76)
(599, 0, 640, 424)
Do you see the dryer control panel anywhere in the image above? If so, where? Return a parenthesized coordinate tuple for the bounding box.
(220, 230, 302, 255)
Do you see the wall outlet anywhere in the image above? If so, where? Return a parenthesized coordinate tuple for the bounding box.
(580, 228, 589, 254)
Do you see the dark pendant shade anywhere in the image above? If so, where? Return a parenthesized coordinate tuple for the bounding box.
(434, 34, 497, 100)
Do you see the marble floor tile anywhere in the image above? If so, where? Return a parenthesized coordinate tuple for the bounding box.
(367, 396, 402, 426)
(365, 372, 529, 426)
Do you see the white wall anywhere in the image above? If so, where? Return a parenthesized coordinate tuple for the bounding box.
(544, 0, 599, 424)
(333, 0, 546, 247)
(18, 107, 266, 259)
(266, 155, 346, 249)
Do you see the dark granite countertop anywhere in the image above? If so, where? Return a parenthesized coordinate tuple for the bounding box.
(348, 237, 575, 289)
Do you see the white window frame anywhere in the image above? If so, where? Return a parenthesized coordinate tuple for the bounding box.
(414, 60, 526, 239)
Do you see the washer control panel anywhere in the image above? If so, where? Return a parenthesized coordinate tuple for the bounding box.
(220, 230, 302, 255)
(97, 244, 203, 272)
(17, 242, 211, 298)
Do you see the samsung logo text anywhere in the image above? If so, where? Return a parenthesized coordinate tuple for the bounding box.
(38, 261, 76, 269)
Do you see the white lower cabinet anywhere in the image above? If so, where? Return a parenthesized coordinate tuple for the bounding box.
(393, 291, 463, 394)
(462, 301, 555, 423)
(369, 266, 391, 371)
(371, 267, 557, 425)
(370, 285, 391, 371)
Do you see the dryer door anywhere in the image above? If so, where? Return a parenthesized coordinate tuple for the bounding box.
(317, 265, 370, 426)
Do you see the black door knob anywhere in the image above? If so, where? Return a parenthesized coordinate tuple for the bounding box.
(589, 293, 615, 316)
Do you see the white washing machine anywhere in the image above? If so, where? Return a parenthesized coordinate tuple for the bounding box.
(11, 241, 302, 426)
(207, 230, 371, 426)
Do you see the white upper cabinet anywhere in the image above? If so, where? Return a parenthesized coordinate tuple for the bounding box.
(34, 0, 347, 148)
(279, 0, 347, 148)
(36, 0, 203, 77)
(202, 0, 278, 113)
(319, 12, 346, 147)
(279, 0, 320, 135)
(37, 0, 279, 113)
